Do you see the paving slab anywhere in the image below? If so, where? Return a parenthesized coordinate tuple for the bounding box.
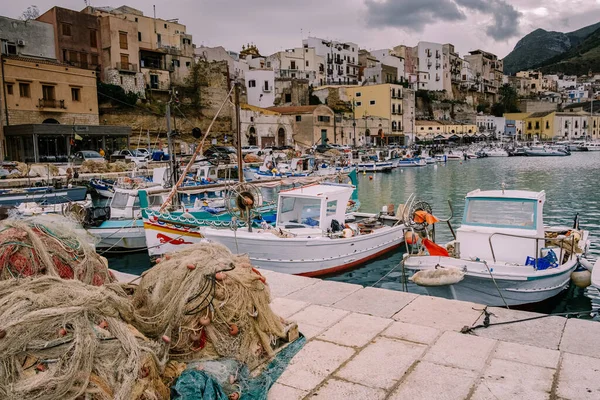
(286, 280, 362, 306)
(493, 341, 560, 369)
(336, 337, 426, 389)
(269, 297, 309, 319)
(556, 352, 600, 400)
(471, 358, 555, 400)
(310, 378, 386, 400)
(267, 383, 307, 400)
(381, 321, 441, 345)
(331, 286, 417, 318)
(471, 307, 566, 350)
(423, 331, 496, 371)
(276, 340, 355, 392)
(296, 322, 328, 340)
(560, 318, 600, 358)
(289, 304, 349, 329)
(317, 313, 392, 347)
(392, 295, 483, 331)
(389, 361, 477, 400)
(259, 270, 317, 298)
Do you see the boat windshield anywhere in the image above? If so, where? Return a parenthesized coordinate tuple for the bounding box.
(278, 196, 322, 228)
(464, 198, 536, 229)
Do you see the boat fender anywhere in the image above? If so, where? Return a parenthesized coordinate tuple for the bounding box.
(579, 257, 594, 271)
(404, 231, 419, 245)
(409, 267, 465, 287)
(571, 265, 592, 288)
(342, 228, 353, 238)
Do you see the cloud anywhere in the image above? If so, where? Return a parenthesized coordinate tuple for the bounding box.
(365, 0, 522, 40)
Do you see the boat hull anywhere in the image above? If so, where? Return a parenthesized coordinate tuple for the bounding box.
(88, 220, 147, 250)
(404, 255, 579, 306)
(142, 216, 405, 276)
(0, 186, 88, 206)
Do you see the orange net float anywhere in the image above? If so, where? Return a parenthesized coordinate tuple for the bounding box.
(404, 231, 419, 245)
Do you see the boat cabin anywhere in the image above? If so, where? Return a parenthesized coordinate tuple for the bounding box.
(195, 163, 239, 182)
(456, 189, 545, 264)
(276, 183, 353, 233)
(110, 186, 167, 219)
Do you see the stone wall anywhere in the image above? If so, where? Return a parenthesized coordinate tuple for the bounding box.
(105, 69, 145, 98)
(274, 79, 309, 107)
(7, 110, 99, 125)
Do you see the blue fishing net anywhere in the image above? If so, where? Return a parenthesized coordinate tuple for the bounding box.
(172, 335, 306, 400)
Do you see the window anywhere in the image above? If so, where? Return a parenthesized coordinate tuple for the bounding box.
(120, 76, 124, 85)
(295, 115, 301, 122)
(545, 121, 549, 129)
(164, 23, 168, 29)
(42, 85, 55, 101)
(120, 53, 129, 66)
(19, 82, 30, 98)
(71, 87, 81, 102)
(134, 77, 138, 86)
(3, 41, 17, 55)
(355, 101, 361, 106)
(119, 32, 128, 49)
(186, 61, 191, 67)
(248, 80, 256, 88)
(528, 122, 532, 129)
(138, 32, 142, 41)
(575, 121, 578, 128)
(285, 93, 291, 103)
(306, 60, 309, 67)
(135, 17, 138, 22)
(263, 81, 269, 91)
(326, 200, 337, 216)
(535, 122, 540, 129)
(6, 84, 13, 95)
(157, 33, 162, 43)
(370, 100, 376, 105)
(355, 92, 361, 97)
(318, 116, 331, 122)
(90, 30, 97, 48)
(465, 199, 535, 229)
(172, 59, 180, 67)
(69, 50, 78, 64)
(290, 61, 296, 70)
(91, 54, 99, 66)
(61, 23, 72, 36)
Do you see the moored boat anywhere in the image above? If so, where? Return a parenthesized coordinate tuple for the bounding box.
(403, 189, 591, 306)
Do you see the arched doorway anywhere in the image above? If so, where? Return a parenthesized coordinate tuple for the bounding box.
(277, 127, 285, 147)
(42, 118, 60, 124)
(248, 127, 257, 146)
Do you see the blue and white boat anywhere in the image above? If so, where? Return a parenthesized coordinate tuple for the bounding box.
(396, 158, 427, 168)
(404, 189, 591, 306)
(90, 178, 115, 198)
(0, 185, 88, 207)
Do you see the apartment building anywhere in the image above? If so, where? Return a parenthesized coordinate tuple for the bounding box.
(246, 69, 275, 108)
(415, 42, 444, 92)
(37, 7, 102, 71)
(369, 49, 405, 83)
(266, 47, 325, 87)
(303, 37, 359, 85)
(464, 50, 504, 96)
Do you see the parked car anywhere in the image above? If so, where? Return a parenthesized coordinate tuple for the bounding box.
(315, 144, 333, 153)
(241, 145, 260, 154)
(135, 148, 151, 158)
(114, 149, 149, 167)
(329, 144, 351, 151)
(72, 150, 106, 165)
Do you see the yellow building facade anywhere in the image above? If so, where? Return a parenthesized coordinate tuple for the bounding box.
(345, 84, 403, 142)
(1, 56, 99, 126)
(415, 120, 477, 141)
(588, 115, 600, 140)
(524, 111, 555, 140)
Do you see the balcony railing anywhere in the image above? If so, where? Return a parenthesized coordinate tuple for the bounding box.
(116, 62, 138, 72)
(334, 58, 343, 65)
(39, 99, 65, 109)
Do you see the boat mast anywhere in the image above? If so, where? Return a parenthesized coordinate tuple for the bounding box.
(234, 82, 244, 183)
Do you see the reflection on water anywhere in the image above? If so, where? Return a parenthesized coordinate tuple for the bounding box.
(327, 152, 600, 314)
(109, 153, 600, 314)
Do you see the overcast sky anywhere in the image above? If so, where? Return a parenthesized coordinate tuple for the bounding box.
(5, 0, 600, 59)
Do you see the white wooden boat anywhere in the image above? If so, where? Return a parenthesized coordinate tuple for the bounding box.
(404, 189, 591, 306)
(141, 183, 406, 276)
(585, 142, 600, 151)
(484, 148, 509, 157)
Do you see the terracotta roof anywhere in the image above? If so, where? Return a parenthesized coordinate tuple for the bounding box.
(266, 105, 320, 114)
(241, 103, 281, 115)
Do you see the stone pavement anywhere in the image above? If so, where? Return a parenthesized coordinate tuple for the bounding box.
(261, 270, 600, 400)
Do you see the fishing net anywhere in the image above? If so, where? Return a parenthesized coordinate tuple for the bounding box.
(132, 242, 286, 367)
(0, 276, 169, 400)
(0, 215, 113, 286)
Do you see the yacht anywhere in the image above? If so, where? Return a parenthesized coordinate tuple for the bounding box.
(585, 142, 600, 151)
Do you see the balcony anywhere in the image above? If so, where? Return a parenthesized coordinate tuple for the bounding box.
(334, 58, 343, 65)
(39, 99, 66, 110)
(263, 87, 271, 93)
(67, 60, 89, 70)
(116, 62, 138, 73)
(140, 59, 173, 71)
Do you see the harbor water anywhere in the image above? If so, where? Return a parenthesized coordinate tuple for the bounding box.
(108, 152, 600, 314)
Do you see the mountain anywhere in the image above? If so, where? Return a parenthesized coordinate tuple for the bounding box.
(536, 27, 600, 76)
(502, 22, 600, 75)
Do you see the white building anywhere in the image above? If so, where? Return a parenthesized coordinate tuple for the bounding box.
(245, 70, 275, 108)
(461, 60, 476, 91)
(240, 104, 293, 147)
(564, 86, 589, 103)
(302, 37, 359, 85)
(554, 112, 589, 140)
(416, 42, 444, 91)
(476, 115, 506, 137)
(266, 47, 325, 87)
(370, 49, 405, 82)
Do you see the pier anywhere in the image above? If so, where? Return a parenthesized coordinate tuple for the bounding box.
(260, 269, 600, 400)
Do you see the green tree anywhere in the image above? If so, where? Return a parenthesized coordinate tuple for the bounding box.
(491, 102, 505, 117)
(497, 84, 520, 113)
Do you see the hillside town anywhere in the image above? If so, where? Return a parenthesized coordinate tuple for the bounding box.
(0, 4, 599, 163)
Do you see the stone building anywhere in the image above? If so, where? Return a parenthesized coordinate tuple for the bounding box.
(273, 79, 309, 107)
(37, 7, 101, 72)
(464, 50, 503, 98)
(266, 47, 325, 87)
(240, 104, 293, 147)
(267, 105, 335, 148)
